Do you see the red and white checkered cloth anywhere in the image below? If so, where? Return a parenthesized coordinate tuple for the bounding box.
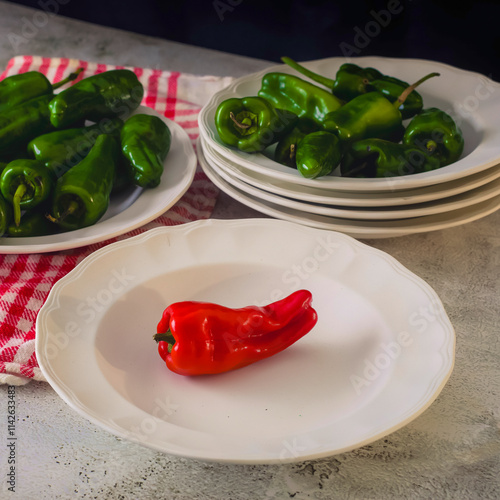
(0, 55, 233, 385)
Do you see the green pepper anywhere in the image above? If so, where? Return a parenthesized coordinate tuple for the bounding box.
(0, 68, 82, 113)
(281, 57, 383, 102)
(7, 208, 59, 237)
(323, 72, 440, 146)
(0, 159, 55, 226)
(257, 72, 342, 128)
(295, 131, 342, 179)
(329, 64, 384, 102)
(27, 117, 123, 178)
(0, 95, 54, 156)
(341, 138, 442, 178)
(120, 113, 171, 188)
(111, 158, 135, 194)
(332, 64, 384, 101)
(48, 69, 144, 129)
(0, 194, 12, 237)
(281, 57, 425, 118)
(215, 96, 298, 153)
(403, 107, 464, 167)
(0, 163, 12, 236)
(0, 198, 11, 236)
(274, 126, 308, 168)
(368, 76, 423, 120)
(49, 134, 118, 230)
(322, 92, 405, 144)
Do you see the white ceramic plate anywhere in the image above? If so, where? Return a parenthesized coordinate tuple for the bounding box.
(202, 136, 500, 208)
(36, 219, 455, 464)
(0, 106, 197, 254)
(199, 57, 500, 191)
(199, 143, 500, 238)
(200, 138, 500, 220)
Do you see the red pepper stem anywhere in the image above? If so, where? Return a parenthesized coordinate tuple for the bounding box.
(51, 67, 84, 90)
(281, 56, 335, 90)
(13, 183, 27, 227)
(153, 330, 176, 345)
(396, 72, 440, 106)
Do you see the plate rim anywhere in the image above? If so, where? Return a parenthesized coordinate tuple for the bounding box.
(200, 138, 500, 220)
(36, 218, 456, 463)
(201, 136, 500, 207)
(198, 140, 500, 238)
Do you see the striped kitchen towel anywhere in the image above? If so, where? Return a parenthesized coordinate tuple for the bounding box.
(0, 55, 233, 385)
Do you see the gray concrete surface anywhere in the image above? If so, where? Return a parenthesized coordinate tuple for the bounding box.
(1, 1, 499, 498)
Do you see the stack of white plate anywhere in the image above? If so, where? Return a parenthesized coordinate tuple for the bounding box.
(198, 57, 500, 239)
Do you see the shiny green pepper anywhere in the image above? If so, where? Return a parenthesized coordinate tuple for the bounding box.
(120, 113, 171, 188)
(281, 57, 383, 102)
(368, 76, 424, 120)
(0, 159, 55, 226)
(0, 95, 53, 156)
(258, 72, 342, 128)
(403, 107, 464, 167)
(295, 131, 342, 179)
(7, 209, 59, 237)
(28, 117, 123, 178)
(0, 194, 12, 237)
(274, 126, 308, 168)
(331, 64, 384, 102)
(341, 138, 441, 178)
(49, 69, 144, 128)
(49, 134, 118, 230)
(215, 96, 298, 153)
(322, 92, 405, 144)
(281, 57, 425, 118)
(323, 72, 440, 146)
(0, 68, 82, 113)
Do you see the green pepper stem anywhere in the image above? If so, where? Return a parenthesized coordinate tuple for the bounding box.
(426, 140, 438, 153)
(229, 111, 251, 129)
(153, 331, 176, 345)
(13, 183, 27, 227)
(396, 72, 440, 106)
(46, 199, 79, 224)
(51, 67, 84, 90)
(281, 56, 335, 90)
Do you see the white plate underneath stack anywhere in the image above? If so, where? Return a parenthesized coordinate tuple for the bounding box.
(198, 57, 500, 238)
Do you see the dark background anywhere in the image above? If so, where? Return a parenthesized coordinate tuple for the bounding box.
(6, 0, 500, 80)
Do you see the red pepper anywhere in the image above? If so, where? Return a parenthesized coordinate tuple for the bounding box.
(153, 289, 318, 376)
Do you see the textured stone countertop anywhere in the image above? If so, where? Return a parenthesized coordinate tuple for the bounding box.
(0, 2, 499, 499)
